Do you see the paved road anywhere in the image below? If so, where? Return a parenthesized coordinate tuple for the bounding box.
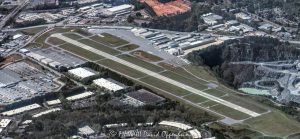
(52, 33, 261, 117)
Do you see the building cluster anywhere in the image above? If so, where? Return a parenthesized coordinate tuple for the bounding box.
(159, 121, 202, 139)
(139, 0, 191, 17)
(21, 48, 86, 71)
(0, 61, 60, 109)
(16, 12, 65, 24)
(121, 89, 165, 107)
(93, 78, 127, 92)
(30, 0, 58, 8)
(202, 11, 297, 40)
(1, 33, 28, 57)
(131, 28, 215, 56)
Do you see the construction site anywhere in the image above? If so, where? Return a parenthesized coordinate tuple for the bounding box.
(139, 0, 191, 16)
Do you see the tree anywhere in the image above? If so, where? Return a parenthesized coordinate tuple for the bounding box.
(127, 15, 134, 23)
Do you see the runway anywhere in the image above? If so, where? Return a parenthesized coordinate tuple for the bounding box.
(53, 33, 261, 117)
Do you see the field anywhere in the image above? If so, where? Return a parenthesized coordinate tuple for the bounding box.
(97, 59, 147, 78)
(183, 94, 208, 103)
(71, 28, 93, 37)
(245, 110, 300, 138)
(47, 37, 66, 45)
(19, 27, 47, 35)
(209, 104, 251, 120)
(118, 54, 164, 72)
(160, 71, 208, 90)
(79, 39, 121, 55)
(117, 44, 140, 51)
(59, 43, 104, 61)
(100, 33, 129, 46)
(204, 89, 227, 97)
(140, 76, 191, 96)
(131, 50, 163, 62)
(62, 33, 83, 40)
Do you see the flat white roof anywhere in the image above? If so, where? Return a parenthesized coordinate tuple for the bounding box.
(107, 4, 132, 12)
(2, 104, 41, 116)
(78, 125, 95, 135)
(159, 121, 192, 130)
(0, 119, 11, 128)
(66, 91, 94, 101)
(46, 99, 61, 106)
(68, 67, 96, 79)
(188, 129, 202, 139)
(93, 78, 124, 92)
(32, 108, 61, 118)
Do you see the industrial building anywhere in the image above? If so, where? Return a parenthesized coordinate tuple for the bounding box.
(93, 78, 126, 92)
(46, 99, 61, 106)
(26, 48, 86, 71)
(202, 13, 223, 25)
(122, 89, 165, 107)
(103, 4, 133, 16)
(1, 104, 41, 116)
(32, 108, 61, 118)
(78, 125, 95, 137)
(0, 61, 60, 108)
(0, 119, 11, 128)
(68, 67, 98, 82)
(66, 91, 95, 101)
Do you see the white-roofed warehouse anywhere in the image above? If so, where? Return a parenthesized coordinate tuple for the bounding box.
(68, 67, 98, 82)
(93, 78, 126, 92)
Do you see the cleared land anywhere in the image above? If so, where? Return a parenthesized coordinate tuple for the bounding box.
(59, 43, 104, 61)
(131, 50, 163, 62)
(62, 33, 83, 40)
(117, 44, 139, 51)
(97, 59, 146, 78)
(118, 54, 164, 72)
(79, 39, 121, 55)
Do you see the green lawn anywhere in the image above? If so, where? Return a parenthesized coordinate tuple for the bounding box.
(97, 59, 146, 78)
(62, 33, 83, 40)
(200, 100, 218, 107)
(100, 33, 129, 46)
(204, 89, 227, 97)
(183, 65, 218, 82)
(47, 37, 66, 45)
(245, 110, 300, 138)
(117, 44, 140, 51)
(222, 95, 268, 114)
(59, 43, 104, 61)
(131, 50, 163, 62)
(209, 104, 251, 120)
(140, 76, 191, 96)
(183, 94, 208, 103)
(118, 54, 164, 72)
(71, 28, 93, 37)
(79, 39, 121, 55)
(20, 27, 47, 35)
(160, 71, 208, 90)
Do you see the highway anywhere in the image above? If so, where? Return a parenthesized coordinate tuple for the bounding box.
(53, 33, 261, 117)
(0, 0, 29, 30)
